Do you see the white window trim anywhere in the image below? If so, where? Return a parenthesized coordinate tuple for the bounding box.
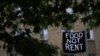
(62, 27, 73, 32)
(87, 29, 94, 40)
(40, 29, 48, 40)
(62, 29, 73, 32)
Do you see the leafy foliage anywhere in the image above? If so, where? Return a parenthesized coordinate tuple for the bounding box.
(73, 0, 100, 28)
(0, 0, 100, 56)
(15, 37, 58, 56)
(0, 0, 78, 32)
(0, 32, 58, 56)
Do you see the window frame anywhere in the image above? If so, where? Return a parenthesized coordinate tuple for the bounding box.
(40, 29, 48, 41)
(88, 53, 95, 56)
(62, 54, 75, 56)
(86, 29, 94, 40)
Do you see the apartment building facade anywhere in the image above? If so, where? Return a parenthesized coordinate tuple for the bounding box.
(0, 19, 100, 56)
(31, 19, 100, 56)
(44, 19, 99, 56)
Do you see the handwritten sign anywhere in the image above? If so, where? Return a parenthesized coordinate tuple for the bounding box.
(62, 31, 86, 53)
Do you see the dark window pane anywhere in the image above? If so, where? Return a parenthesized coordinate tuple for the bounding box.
(89, 53, 95, 56)
(62, 54, 74, 56)
(86, 29, 90, 39)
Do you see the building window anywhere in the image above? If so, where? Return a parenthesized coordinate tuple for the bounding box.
(63, 54, 75, 56)
(69, 55, 74, 56)
(62, 27, 73, 32)
(89, 53, 95, 56)
(40, 29, 48, 43)
(86, 29, 94, 40)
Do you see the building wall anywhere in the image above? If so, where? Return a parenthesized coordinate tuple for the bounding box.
(94, 26, 100, 56)
(0, 19, 100, 56)
(0, 41, 7, 56)
(47, 19, 98, 56)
